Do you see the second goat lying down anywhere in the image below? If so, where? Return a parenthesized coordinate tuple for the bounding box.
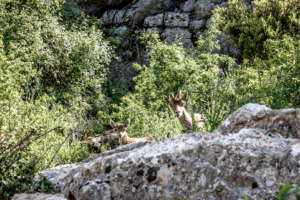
(164, 90, 205, 129)
(110, 119, 156, 146)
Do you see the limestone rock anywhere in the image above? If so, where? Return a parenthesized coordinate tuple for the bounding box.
(12, 193, 66, 200)
(190, 19, 204, 29)
(180, 0, 196, 13)
(146, 28, 163, 35)
(164, 12, 190, 28)
(60, 103, 300, 199)
(144, 13, 164, 27)
(101, 10, 117, 25)
(205, 18, 211, 29)
(162, 28, 192, 48)
(213, 2, 229, 9)
(113, 10, 127, 24)
(37, 141, 152, 193)
(214, 103, 300, 139)
(194, 0, 214, 19)
(210, 0, 225, 3)
(16, 104, 300, 199)
(125, 0, 172, 25)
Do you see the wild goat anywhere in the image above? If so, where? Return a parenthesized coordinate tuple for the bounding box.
(110, 119, 156, 145)
(164, 90, 205, 129)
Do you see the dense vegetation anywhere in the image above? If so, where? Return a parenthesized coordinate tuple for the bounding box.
(0, 0, 111, 198)
(0, 0, 299, 199)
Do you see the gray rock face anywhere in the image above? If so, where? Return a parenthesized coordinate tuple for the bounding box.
(126, 0, 172, 24)
(12, 193, 66, 200)
(144, 13, 164, 27)
(194, 0, 215, 19)
(37, 141, 152, 193)
(113, 10, 127, 24)
(164, 12, 190, 27)
(101, 10, 117, 25)
(205, 18, 211, 29)
(213, 1, 228, 9)
(162, 28, 192, 48)
(13, 104, 300, 199)
(190, 19, 205, 29)
(180, 0, 196, 12)
(214, 103, 300, 139)
(59, 104, 299, 200)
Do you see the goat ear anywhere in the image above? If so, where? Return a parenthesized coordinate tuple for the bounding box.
(110, 120, 116, 128)
(163, 95, 170, 104)
(124, 119, 130, 127)
(182, 92, 188, 101)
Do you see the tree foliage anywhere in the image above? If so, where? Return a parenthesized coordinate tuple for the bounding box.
(0, 0, 112, 198)
(214, 0, 300, 59)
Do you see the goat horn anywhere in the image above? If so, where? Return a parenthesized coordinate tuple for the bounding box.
(169, 92, 174, 99)
(177, 90, 181, 98)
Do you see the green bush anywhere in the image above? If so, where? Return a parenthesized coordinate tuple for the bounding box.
(110, 22, 236, 138)
(0, 0, 112, 198)
(109, 17, 300, 139)
(214, 0, 300, 59)
(0, 0, 112, 109)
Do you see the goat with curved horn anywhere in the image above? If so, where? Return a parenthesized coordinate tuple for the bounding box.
(163, 91, 205, 130)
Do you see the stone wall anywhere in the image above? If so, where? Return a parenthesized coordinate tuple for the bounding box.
(75, 0, 251, 88)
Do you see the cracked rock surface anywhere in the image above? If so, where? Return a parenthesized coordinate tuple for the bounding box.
(13, 104, 300, 199)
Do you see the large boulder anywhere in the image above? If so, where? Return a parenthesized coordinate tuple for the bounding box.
(60, 104, 299, 200)
(164, 12, 190, 28)
(37, 141, 153, 193)
(214, 103, 300, 138)
(144, 13, 164, 27)
(194, 0, 215, 19)
(12, 193, 66, 200)
(14, 104, 300, 200)
(180, 0, 196, 13)
(162, 28, 193, 48)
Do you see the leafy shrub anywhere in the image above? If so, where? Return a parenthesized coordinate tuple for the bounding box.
(110, 16, 300, 139)
(0, 0, 112, 109)
(214, 0, 300, 59)
(0, 0, 112, 198)
(110, 21, 236, 138)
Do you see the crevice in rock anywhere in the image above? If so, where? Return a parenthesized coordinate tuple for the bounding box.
(252, 182, 258, 189)
(146, 167, 159, 182)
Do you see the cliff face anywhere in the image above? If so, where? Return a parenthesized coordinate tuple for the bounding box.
(75, 0, 247, 88)
(13, 104, 300, 200)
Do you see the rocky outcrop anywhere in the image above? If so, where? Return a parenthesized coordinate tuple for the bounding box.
(14, 103, 300, 200)
(12, 193, 67, 200)
(36, 141, 152, 193)
(215, 103, 300, 138)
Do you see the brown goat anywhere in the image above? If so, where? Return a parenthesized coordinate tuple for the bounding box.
(110, 119, 156, 145)
(164, 90, 205, 129)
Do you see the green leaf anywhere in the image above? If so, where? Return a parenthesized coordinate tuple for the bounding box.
(278, 185, 296, 200)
